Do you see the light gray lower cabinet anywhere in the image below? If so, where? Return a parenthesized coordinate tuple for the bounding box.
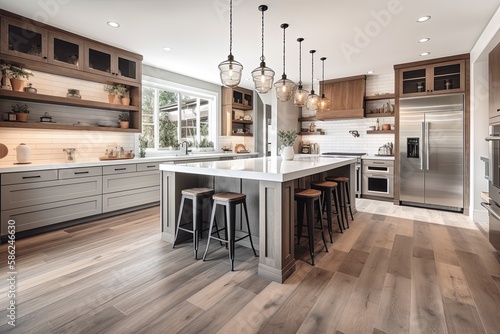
(102, 163, 160, 213)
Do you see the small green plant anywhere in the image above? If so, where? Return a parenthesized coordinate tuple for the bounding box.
(277, 129, 297, 147)
(11, 103, 29, 113)
(104, 84, 127, 97)
(5, 64, 33, 80)
(118, 112, 129, 122)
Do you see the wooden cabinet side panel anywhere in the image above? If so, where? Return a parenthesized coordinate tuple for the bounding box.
(490, 44, 500, 121)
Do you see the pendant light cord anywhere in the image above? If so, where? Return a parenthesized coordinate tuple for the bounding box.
(282, 26, 286, 76)
(321, 58, 325, 97)
(260, 8, 265, 62)
(310, 50, 315, 94)
(298, 40, 302, 85)
(229, 0, 233, 56)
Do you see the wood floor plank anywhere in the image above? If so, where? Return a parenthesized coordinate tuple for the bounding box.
(395, 218, 414, 237)
(331, 215, 369, 252)
(412, 221, 435, 260)
(447, 226, 476, 253)
(463, 229, 500, 277)
(337, 248, 370, 278)
(373, 273, 411, 334)
(441, 297, 486, 334)
(336, 246, 392, 334)
(175, 286, 256, 334)
(410, 257, 447, 334)
(217, 261, 313, 333)
(493, 275, 500, 291)
(316, 249, 349, 273)
(352, 217, 383, 253)
(387, 235, 413, 279)
(52, 305, 125, 334)
(373, 217, 399, 249)
(296, 271, 357, 334)
(258, 267, 334, 333)
(455, 250, 500, 334)
(429, 224, 460, 266)
(136, 301, 203, 334)
(436, 263, 475, 306)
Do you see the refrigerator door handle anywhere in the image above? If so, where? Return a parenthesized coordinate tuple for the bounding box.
(420, 122, 425, 170)
(426, 122, 430, 171)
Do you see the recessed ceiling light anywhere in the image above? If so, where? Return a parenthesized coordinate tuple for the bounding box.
(107, 21, 120, 28)
(420, 52, 430, 56)
(163, 47, 172, 52)
(417, 16, 431, 23)
(367, 70, 375, 74)
(419, 38, 430, 43)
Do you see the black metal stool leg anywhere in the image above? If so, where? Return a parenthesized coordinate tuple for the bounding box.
(227, 203, 235, 271)
(345, 182, 354, 221)
(306, 198, 315, 266)
(297, 200, 305, 245)
(202, 200, 218, 261)
(332, 188, 343, 233)
(316, 197, 328, 253)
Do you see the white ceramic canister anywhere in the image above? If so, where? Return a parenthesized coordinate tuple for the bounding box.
(16, 143, 30, 163)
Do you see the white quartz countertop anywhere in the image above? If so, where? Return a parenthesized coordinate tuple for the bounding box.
(0, 153, 258, 173)
(160, 156, 356, 182)
(362, 155, 395, 161)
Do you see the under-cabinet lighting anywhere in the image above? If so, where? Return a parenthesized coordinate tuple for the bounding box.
(417, 16, 431, 23)
(419, 38, 430, 43)
(107, 21, 120, 28)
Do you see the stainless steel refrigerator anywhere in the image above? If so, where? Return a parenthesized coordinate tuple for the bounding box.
(399, 93, 464, 211)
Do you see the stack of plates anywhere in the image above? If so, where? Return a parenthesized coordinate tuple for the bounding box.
(97, 121, 117, 127)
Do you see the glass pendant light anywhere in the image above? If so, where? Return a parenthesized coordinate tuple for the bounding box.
(218, 0, 243, 87)
(317, 57, 332, 112)
(274, 23, 296, 102)
(294, 38, 309, 107)
(251, 5, 275, 93)
(305, 50, 320, 111)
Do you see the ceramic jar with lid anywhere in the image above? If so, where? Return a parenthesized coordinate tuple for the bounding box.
(16, 143, 30, 163)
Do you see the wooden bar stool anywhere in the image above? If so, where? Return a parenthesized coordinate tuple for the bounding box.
(311, 180, 343, 242)
(326, 176, 354, 228)
(202, 192, 257, 271)
(173, 187, 216, 259)
(295, 188, 328, 266)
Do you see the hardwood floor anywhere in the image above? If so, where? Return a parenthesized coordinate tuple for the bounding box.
(1, 199, 499, 333)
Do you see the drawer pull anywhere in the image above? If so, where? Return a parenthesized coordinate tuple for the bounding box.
(74, 171, 89, 175)
(497, 109, 500, 112)
(115, 168, 127, 171)
(146, 165, 156, 168)
(22, 175, 41, 179)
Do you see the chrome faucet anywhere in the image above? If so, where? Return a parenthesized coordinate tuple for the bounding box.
(349, 130, 360, 137)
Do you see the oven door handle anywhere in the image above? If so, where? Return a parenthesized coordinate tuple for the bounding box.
(485, 136, 500, 141)
(480, 202, 500, 220)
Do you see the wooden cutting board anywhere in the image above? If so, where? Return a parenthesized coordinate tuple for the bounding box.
(0, 143, 8, 159)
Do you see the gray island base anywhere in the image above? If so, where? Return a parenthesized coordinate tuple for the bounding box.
(160, 156, 356, 283)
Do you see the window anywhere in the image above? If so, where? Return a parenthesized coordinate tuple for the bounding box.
(141, 79, 217, 151)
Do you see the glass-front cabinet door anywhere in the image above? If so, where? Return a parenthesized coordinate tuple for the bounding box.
(0, 17, 48, 62)
(117, 54, 139, 82)
(84, 43, 114, 78)
(48, 32, 83, 70)
(400, 66, 427, 96)
(431, 60, 465, 94)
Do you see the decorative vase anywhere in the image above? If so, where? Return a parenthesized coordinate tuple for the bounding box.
(281, 146, 294, 161)
(16, 113, 28, 122)
(15, 143, 30, 163)
(10, 78, 25, 92)
(139, 147, 146, 158)
(121, 97, 130, 106)
(1, 71, 10, 89)
(119, 121, 129, 129)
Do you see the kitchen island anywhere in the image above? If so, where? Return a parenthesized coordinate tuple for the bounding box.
(160, 155, 356, 283)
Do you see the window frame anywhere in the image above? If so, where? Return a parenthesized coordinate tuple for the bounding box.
(142, 76, 218, 152)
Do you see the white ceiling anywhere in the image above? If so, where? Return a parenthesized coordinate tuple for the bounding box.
(1, 0, 499, 90)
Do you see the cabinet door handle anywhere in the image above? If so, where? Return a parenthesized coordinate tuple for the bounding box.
(74, 171, 89, 175)
(146, 165, 156, 168)
(497, 109, 500, 112)
(114, 167, 127, 171)
(22, 175, 41, 179)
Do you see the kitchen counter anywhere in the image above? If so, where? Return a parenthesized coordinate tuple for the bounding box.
(160, 155, 356, 283)
(0, 152, 258, 173)
(362, 154, 395, 161)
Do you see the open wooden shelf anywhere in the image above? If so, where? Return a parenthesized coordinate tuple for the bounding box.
(0, 121, 140, 132)
(364, 93, 395, 101)
(0, 89, 139, 112)
(366, 130, 395, 134)
(232, 119, 253, 125)
(365, 113, 395, 118)
(231, 133, 253, 137)
(298, 116, 322, 122)
(299, 131, 325, 136)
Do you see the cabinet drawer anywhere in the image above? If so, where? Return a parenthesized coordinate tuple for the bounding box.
(1, 195, 102, 235)
(103, 164, 137, 175)
(137, 162, 160, 172)
(103, 170, 159, 194)
(59, 166, 102, 179)
(1, 170, 58, 185)
(103, 186, 160, 213)
(1, 176, 102, 210)
(363, 159, 394, 167)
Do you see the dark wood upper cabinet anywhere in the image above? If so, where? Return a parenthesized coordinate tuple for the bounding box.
(316, 75, 366, 120)
(490, 43, 500, 123)
(84, 43, 141, 83)
(0, 16, 48, 62)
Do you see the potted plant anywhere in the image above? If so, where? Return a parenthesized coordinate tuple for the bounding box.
(5, 64, 33, 92)
(278, 129, 297, 160)
(138, 135, 148, 158)
(121, 88, 130, 106)
(104, 83, 126, 104)
(118, 112, 129, 129)
(11, 102, 29, 122)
